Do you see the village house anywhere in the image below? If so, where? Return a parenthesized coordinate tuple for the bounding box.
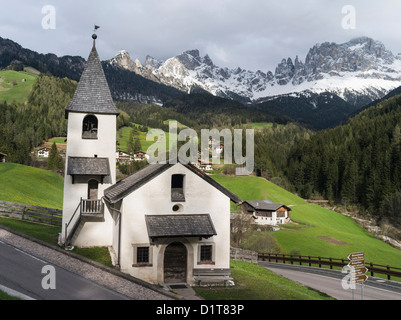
(61, 33, 242, 286)
(37, 147, 51, 158)
(116, 150, 132, 163)
(241, 200, 291, 226)
(0, 152, 7, 163)
(197, 159, 213, 171)
(133, 151, 149, 161)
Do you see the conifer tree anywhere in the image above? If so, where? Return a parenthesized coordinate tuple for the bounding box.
(47, 142, 63, 172)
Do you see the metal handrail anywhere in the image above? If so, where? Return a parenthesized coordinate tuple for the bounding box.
(64, 198, 82, 246)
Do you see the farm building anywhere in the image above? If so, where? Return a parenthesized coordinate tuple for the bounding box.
(61, 33, 242, 286)
(241, 200, 291, 226)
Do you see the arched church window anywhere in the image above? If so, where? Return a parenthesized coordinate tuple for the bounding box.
(82, 115, 98, 139)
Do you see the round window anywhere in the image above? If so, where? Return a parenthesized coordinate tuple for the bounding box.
(172, 204, 183, 212)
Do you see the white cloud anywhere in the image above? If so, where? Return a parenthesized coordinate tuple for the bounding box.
(1, 0, 401, 72)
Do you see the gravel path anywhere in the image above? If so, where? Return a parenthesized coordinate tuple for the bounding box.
(0, 227, 176, 300)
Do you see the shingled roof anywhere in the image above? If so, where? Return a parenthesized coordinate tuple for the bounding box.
(145, 214, 217, 239)
(243, 200, 291, 212)
(103, 160, 242, 204)
(67, 156, 110, 176)
(65, 37, 119, 117)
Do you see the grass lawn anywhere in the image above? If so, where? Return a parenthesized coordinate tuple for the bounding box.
(276, 204, 401, 268)
(117, 125, 197, 154)
(47, 137, 67, 145)
(194, 260, 335, 300)
(0, 163, 64, 209)
(0, 70, 37, 105)
(212, 174, 401, 268)
(0, 289, 21, 300)
(0, 217, 113, 268)
(248, 122, 273, 129)
(118, 126, 158, 153)
(212, 175, 305, 212)
(0, 217, 60, 244)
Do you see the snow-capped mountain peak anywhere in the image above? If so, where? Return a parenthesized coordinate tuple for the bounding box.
(108, 37, 401, 106)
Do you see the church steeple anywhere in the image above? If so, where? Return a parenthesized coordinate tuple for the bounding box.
(62, 32, 118, 247)
(65, 33, 119, 118)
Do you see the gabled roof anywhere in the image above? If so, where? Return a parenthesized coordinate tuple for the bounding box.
(65, 38, 119, 117)
(243, 200, 291, 212)
(103, 160, 242, 204)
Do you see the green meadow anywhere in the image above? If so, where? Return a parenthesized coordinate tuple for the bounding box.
(0, 163, 63, 209)
(117, 124, 198, 154)
(1, 154, 401, 269)
(212, 174, 401, 268)
(117, 125, 166, 153)
(0, 70, 37, 105)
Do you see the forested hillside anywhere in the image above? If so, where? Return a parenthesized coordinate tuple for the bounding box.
(0, 75, 77, 163)
(163, 93, 278, 127)
(285, 93, 401, 227)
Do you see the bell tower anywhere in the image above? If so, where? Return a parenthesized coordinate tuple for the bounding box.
(62, 32, 119, 247)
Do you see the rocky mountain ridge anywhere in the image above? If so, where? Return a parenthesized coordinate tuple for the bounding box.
(109, 37, 401, 106)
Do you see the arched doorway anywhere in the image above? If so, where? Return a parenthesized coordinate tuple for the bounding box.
(163, 242, 187, 283)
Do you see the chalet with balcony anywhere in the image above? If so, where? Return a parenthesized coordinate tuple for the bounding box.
(241, 200, 291, 226)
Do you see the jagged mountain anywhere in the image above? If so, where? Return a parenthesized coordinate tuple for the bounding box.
(110, 37, 401, 107)
(0, 36, 184, 104)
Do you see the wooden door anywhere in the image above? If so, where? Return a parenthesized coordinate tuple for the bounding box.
(88, 179, 98, 200)
(164, 242, 187, 283)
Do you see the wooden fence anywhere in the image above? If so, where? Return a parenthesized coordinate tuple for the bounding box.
(0, 200, 62, 226)
(258, 253, 401, 281)
(231, 247, 258, 264)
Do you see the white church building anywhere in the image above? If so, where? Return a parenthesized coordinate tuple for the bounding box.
(61, 34, 242, 285)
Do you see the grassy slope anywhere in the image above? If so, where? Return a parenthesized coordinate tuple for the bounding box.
(0, 70, 37, 105)
(194, 260, 334, 300)
(212, 174, 401, 268)
(118, 126, 156, 153)
(0, 163, 63, 209)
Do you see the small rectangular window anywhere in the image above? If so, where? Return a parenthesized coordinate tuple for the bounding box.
(137, 247, 149, 264)
(132, 244, 153, 267)
(200, 245, 212, 262)
(171, 174, 185, 202)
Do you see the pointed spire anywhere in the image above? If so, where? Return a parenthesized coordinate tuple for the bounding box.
(65, 33, 119, 118)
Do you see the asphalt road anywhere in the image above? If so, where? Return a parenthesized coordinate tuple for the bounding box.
(0, 239, 131, 300)
(260, 261, 401, 300)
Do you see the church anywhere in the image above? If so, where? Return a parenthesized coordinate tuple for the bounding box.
(61, 33, 242, 285)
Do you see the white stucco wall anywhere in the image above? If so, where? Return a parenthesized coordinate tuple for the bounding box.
(61, 112, 117, 247)
(117, 163, 231, 284)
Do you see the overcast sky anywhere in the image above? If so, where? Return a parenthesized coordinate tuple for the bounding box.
(1, 0, 401, 72)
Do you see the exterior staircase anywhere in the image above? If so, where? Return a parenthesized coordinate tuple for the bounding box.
(64, 198, 104, 247)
